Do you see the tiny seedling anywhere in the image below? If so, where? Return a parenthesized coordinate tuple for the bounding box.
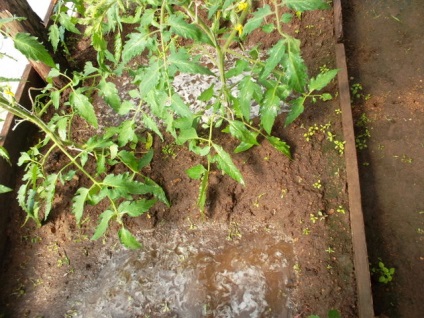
(372, 260, 395, 284)
(325, 247, 335, 254)
(310, 211, 327, 224)
(336, 205, 346, 214)
(313, 180, 322, 189)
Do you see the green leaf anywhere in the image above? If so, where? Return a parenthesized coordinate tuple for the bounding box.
(69, 91, 98, 128)
(285, 96, 305, 126)
(142, 114, 163, 141)
(281, 13, 293, 23)
(84, 62, 98, 76)
(118, 199, 156, 217)
(266, 136, 291, 158)
(98, 79, 121, 112)
(261, 40, 285, 80)
(168, 15, 200, 40)
(212, 144, 244, 185)
(285, 0, 330, 11)
(118, 227, 142, 249)
(228, 120, 259, 145)
(91, 210, 114, 240)
(118, 120, 136, 146)
(238, 76, 260, 121)
(13, 33, 55, 68)
(320, 93, 333, 101)
(234, 141, 256, 153)
(186, 164, 207, 180)
(122, 30, 152, 64)
(243, 5, 272, 36)
(0, 184, 12, 194)
(328, 309, 342, 318)
(281, 37, 308, 92)
(309, 69, 338, 92)
(49, 24, 60, 52)
(58, 12, 80, 34)
(144, 177, 170, 206)
(51, 90, 60, 109)
(169, 50, 214, 75)
(198, 84, 215, 102)
(136, 61, 160, 97)
(118, 148, 153, 171)
(225, 59, 249, 78)
(261, 88, 280, 135)
(42, 173, 58, 220)
(54, 116, 67, 141)
(176, 127, 198, 145)
(262, 24, 275, 33)
(0, 146, 11, 165)
(171, 93, 193, 118)
(72, 187, 90, 224)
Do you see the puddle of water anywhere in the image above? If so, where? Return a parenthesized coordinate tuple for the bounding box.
(68, 225, 296, 317)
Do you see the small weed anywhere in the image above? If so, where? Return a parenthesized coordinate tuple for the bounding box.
(280, 188, 288, 199)
(351, 83, 371, 101)
(334, 108, 342, 115)
(293, 263, 301, 274)
(336, 205, 346, 214)
(187, 217, 197, 230)
(310, 211, 326, 224)
(333, 140, 346, 155)
(161, 143, 178, 159)
(313, 180, 322, 189)
(371, 259, 395, 284)
(325, 247, 335, 254)
(227, 222, 242, 240)
(326, 264, 333, 270)
(253, 193, 266, 208)
(303, 228, 310, 235)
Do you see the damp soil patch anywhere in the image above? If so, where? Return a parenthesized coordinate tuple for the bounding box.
(0, 4, 358, 318)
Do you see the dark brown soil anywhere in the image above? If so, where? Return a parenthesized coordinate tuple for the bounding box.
(343, 0, 424, 317)
(0, 5, 359, 318)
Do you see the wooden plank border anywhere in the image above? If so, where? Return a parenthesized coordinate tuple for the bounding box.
(333, 0, 375, 316)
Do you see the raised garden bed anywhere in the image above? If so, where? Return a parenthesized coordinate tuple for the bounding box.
(0, 1, 373, 317)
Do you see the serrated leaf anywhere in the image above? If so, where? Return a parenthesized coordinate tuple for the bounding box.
(261, 40, 285, 80)
(0, 184, 12, 194)
(281, 37, 308, 92)
(243, 5, 272, 36)
(0, 146, 10, 165)
(118, 199, 156, 217)
(261, 88, 280, 134)
(234, 141, 256, 153)
(186, 164, 207, 180)
(262, 24, 275, 33)
(228, 120, 259, 145)
(281, 13, 293, 23)
(239, 76, 260, 121)
(118, 120, 136, 146)
(69, 91, 98, 127)
(169, 50, 214, 75)
(212, 144, 244, 185)
(142, 114, 163, 141)
(176, 127, 198, 145)
(84, 61, 98, 76)
(144, 177, 170, 206)
(225, 59, 249, 78)
(266, 136, 291, 158)
(98, 79, 121, 112)
(309, 69, 338, 92)
(168, 15, 201, 40)
(72, 187, 90, 224)
(14, 33, 55, 68)
(198, 84, 215, 102)
(51, 90, 60, 109)
(56, 116, 68, 141)
(122, 30, 151, 64)
(320, 93, 333, 101)
(91, 210, 114, 240)
(58, 12, 80, 34)
(136, 61, 160, 97)
(42, 173, 58, 220)
(118, 227, 142, 249)
(171, 93, 192, 118)
(49, 24, 60, 52)
(285, 0, 330, 11)
(285, 96, 305, 126)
